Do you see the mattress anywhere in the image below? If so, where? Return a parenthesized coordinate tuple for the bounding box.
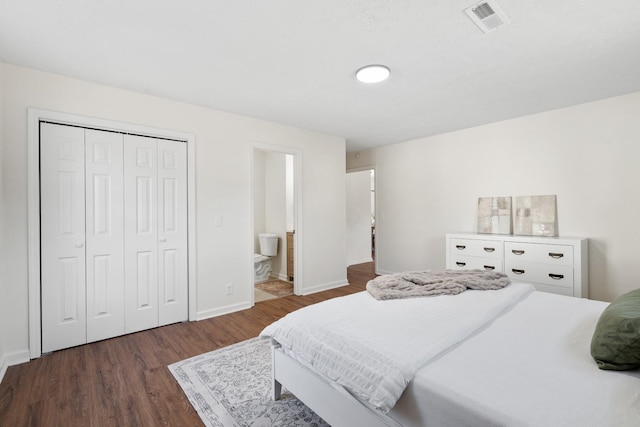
(387, 291, 640, 426)
(261, 282, 534, 412)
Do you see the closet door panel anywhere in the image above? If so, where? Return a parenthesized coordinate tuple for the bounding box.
(124, 135, 159, 333)
(85, 130, 125, 343)
(157, 140, 188, 326)
(41, 123, 87, 353)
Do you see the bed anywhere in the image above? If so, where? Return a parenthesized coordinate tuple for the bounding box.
(260, 280, 640, 426)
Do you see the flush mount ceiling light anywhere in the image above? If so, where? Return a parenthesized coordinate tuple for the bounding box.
(355, 65, 390, 83)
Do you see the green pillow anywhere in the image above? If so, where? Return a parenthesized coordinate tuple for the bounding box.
(591, 289, 640, 370)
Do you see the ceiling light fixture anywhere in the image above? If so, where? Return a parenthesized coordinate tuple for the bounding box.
(355, 65, 390, 83)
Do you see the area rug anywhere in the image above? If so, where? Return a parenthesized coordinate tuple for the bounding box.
(255, 279, 294, 298)
(169, 337, 329, 427)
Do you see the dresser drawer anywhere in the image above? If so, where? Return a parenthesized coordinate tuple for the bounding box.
(505, 261, 574, 289)
(505, 242, 573, 266)
(450, 238, 503, 259)
(447, 233, 587, 298)
(450, 255, 503, 272)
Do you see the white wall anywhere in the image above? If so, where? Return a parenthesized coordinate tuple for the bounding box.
(0, 62, 347, 362)
(348, 91, 640, 302)
(254, 150, 289, 280)
(286, 154, 295, 232)
(0, 62, 7, 381)
(346, 170, 373, 265)
(264, 151, 287, 279)
(253, 150, 266, 247)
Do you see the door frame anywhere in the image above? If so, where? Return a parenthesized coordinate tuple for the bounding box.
(250, 142, 303, 301)
(27, 108, 197, 359)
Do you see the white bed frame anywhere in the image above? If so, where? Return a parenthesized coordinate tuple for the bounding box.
(270, 341, 400, 427)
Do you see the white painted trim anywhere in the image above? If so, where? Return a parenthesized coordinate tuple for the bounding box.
(300, 279, 349, 296)
(195, 302, 253, 321)
(0, 350, 30, 384)
(348, 257, 374, 266)
(250, 142, 303, 303)
(346, 165, 376, 174)
(0, 357, 6, 384)
(275, 272, 290, 282)
(376, 269, 394, 276)
(27, 108, 198, 359)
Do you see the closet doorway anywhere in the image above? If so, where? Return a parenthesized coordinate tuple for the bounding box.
(28, 109, 197, 358)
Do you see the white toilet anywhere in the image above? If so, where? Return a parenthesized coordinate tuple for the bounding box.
(254, 233, 278, 283)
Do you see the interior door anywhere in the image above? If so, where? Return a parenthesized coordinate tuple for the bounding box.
(157, 140, 188, 326)
(40, 123, 88, 353)
(123, 135, 188, 331)
(85, 129, 125, 343)
(123, 135, 160, 333)
(40, 123, 189, 351)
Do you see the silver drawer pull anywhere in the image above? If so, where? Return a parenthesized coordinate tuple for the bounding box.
(456, 262, 466, 267)
(484, 265, 496, 270)
(483, 247, 495, 253)
(549, 273, 564, 280)
(548, 252, 564, 259)
(512, 268, 525, 275)
(455, 245, 466, 250)
(512, 250, 525, 255)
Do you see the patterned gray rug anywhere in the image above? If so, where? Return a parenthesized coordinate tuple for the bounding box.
(169, 337, 329, 427)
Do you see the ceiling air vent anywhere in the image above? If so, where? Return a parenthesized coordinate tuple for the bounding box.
(464, 0, 510, 33)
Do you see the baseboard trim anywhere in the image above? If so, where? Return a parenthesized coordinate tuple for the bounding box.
(195, 301, 252, 321)
(195, 278, 348, 319)
(348, 257, 373, 266)
(301, 279, 349, 296)
(375, 269, 394, 276)
(276, 272, 290, 282)
(0, 350, 30, 383)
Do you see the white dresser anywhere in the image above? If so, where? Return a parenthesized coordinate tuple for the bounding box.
(446, 233, 589, 298)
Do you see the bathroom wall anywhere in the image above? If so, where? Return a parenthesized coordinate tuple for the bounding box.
(253, 150, 266, 249)
(254, 150, 289, 280)
(0, 62, 6, 381)
(264, 151, 287, 279)
(286, 154, 294, 232)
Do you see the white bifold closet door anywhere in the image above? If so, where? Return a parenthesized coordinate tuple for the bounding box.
(40, 123, 187, 353)
(123, 134, 188, 333)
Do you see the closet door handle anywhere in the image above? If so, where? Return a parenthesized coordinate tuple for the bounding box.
(159, 238, 167, 243)
(483, 247, 495, 253)
(548, 252, 564, 259)
(455, 245, 466, 250)
(549, 273, 564, 280)
(512, 250, 525, 255)
(511, 269, 525, 275)
(75, 242, 84, 248)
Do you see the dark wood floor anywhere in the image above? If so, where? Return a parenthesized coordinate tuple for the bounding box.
(0, 262, 375, 426)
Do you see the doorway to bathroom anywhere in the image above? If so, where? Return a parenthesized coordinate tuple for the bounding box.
(252, 147, 297, 303)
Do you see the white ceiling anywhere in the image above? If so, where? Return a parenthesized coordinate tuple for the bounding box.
(1, 0, 639, 152)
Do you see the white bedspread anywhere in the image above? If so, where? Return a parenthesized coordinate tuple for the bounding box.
(388, 291, 640, 426)
(260, 282, 533, 413)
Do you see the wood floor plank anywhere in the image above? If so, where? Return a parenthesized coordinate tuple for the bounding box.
(0, 263, 375, 426)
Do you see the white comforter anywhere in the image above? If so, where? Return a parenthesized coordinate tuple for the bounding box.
(389, 291, 640, 426)
(260, 282, 534, 412)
